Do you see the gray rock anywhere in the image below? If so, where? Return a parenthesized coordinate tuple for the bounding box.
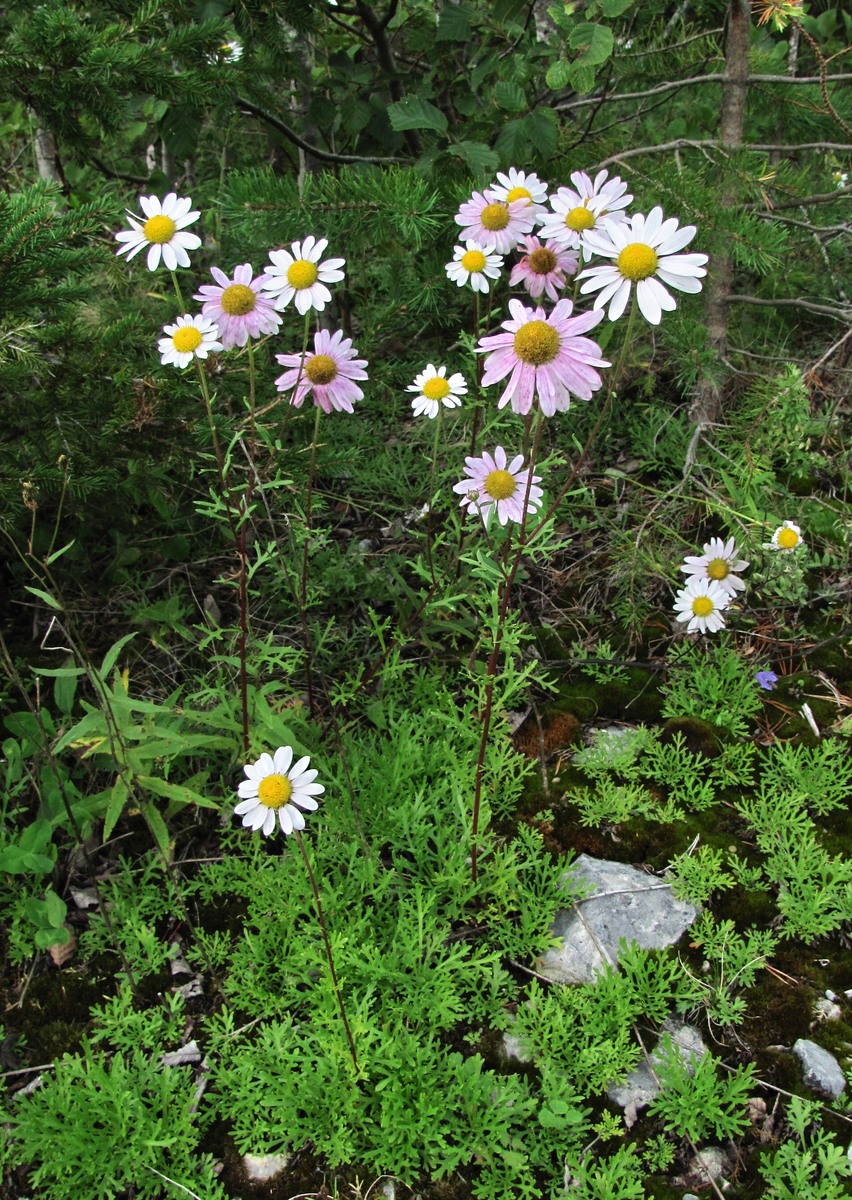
(242, 1154, 290, 1182)
(538, 854, 699, 985)
(607, 1019, 708, 1127)
(793, 1038, 847, 1098)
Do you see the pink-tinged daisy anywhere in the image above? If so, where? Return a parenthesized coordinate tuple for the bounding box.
(446, 241, 504, 293)
(455, 188, 537, 254)
(477, 298, 609, 416)
(158, 313, 223, 369)
(510, 236, 579, 302)
(673, 578, 731, 634)
(768, 521, 804, 551)
(114, 192, 202, 271)
(194, 264, 281, 350)
(680, 536, 749, 598)
(489, 168, 550, 223)
(235, 746, 324, 838)
(260, 236, 346, 315)
(578, 208, 709, 325)
(453, 446, 543, 527)
(407, 364, 467, 419)
(539, 170, 632, 258)
(274, 328, 368, 413)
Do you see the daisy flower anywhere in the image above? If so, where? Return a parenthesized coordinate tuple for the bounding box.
(275, 328, 368, 413)
(539, 170, 632, 257)
(477, 297, 609, 416)
(680, 536, 749, 597)
(234, 746, 324, 838)
(489, 168, 550, 223)
(114, 192, 201, 272)
(194, 264, 281, 350)
(673, 578, 730, 635)
(260, 236, 346, 315)
(510, 236, 579, 302)
(578, 207, 709, 325)
(407, 364, 467, 419)
(453, 446, 543, 527)
(455, 188, 537, 254)
(158, 313, 223, 369)
(768, 521, 804, 551)
(446, 241, 504, 293)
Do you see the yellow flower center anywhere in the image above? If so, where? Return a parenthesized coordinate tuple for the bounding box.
(480, 202, 510, 232)
(220, 283, 257, 316)
(423, 376, 451, 401)
(706, 558, 729, 580)
(485, 468, 517, 500)
(172, 326, 203, 354)
(528, 247, 558, 275)
(513, 320, 560, 366)
(691, 596, 714, 617)
(257, 773, 292, 809)
(565, 206, 595, 232)
(617, 243, 659, 281)
(461, 249, 486, 272)
(143, 214, 177, 244)
(506, 186, 532, 204)
(287, 259, 319, 289)
(306, 353, 338, 385)
(777, 526, 799, 549)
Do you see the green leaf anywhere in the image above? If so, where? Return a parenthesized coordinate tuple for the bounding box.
(103, 778, 129, 843)
(24, 586, 61, 610)
(160, 105, 204, 161)
(545, 59, 572, 90)
(446, 141, 501, 174)
(567, 62, 597, 95)
(387, 96, 448, 135)
(569, 22, 615, 66)
(143, 804, 173, 859)
(100, 632, 138, 681)
(45, 539, 76, 566)
(44, 889, 67, 928)
(494, 80, 527, 112)
(138, 775, 220, 812)
(33, 665, 85, 679)
(436, 3, 473, 41)
(35, 926, 70, 950)
(600, 0, 633, 15)
(523, 108, 558, 158)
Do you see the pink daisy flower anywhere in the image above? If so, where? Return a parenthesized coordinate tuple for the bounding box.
(510, 236, 579, 302)
(453, 446, 543, 527)
(477, 298, 609, 416)
(194, 264, 281, 350)
(455, 188, 537, 254)
(274, 328, 368, 413)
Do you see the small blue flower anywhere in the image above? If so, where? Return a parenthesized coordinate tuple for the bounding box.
(756, 670, 779, 691)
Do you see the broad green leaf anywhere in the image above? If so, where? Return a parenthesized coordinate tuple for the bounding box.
(387, 96, 448, 135)
(35, 926, 70, 949)
(45, 889, 67, 928)
(495, 119, 527, 166)
(523, 108, 558, 158)
(569, 22, 615, 66)
(600, 0, 633, 15)
(494, 80, 527, 112)
(446, 141, 501, 174)
(103, 778, 129, 843)
(567, 61, 597, 95)
(545, 59, 572, 90)
(24, 585, 61, 610)
(436, 3, 473, 41)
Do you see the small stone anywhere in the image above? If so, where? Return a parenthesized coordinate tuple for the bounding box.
(681, 1146, 726, 1187)
(812, 997, 842, 1023)
(793, 1038, 847, 1098)
(243, 1153, 290, 1183)
(607, 1020, 707, 1128)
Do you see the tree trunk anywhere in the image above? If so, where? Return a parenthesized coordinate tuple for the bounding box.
(692, 0, 750, 424)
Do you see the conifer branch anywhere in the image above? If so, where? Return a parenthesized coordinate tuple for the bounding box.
(727, 295, 850, 321)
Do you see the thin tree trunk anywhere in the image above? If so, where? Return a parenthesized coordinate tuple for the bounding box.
(29, 112, 67, 191)
(692, 0, 750, 424)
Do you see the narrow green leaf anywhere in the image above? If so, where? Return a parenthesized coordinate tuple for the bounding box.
(139, 775, 220, 811)
(24, 586, 61, 610)
(103, 778, 128, 843)
(143, 803, 173, 858)
(45, 539, 76, 566)
(100, 632, 138, 681)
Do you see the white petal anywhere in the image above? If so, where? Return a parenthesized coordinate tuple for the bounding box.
(273, 746, 294, 774)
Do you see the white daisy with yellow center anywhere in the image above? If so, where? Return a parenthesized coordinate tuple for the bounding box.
(489, 168, 550, 223)
(234, 746, 324, 838)
(539, 170, 632, 257)
(680, 536, 749, 598)
(158, 313, 224, 369)
(114, 192, 202, 272)
(768, 521, 804, 551)
(261, 236, 346, 315)
(673, 577, 731, 635)
(407, 364, 468, 419)
(445, 241, 504, 293)
(578, 207, 708, 325)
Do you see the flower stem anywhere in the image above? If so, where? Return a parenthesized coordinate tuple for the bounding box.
(300, 404, 323, 715)
(294, 830, 359, 1074)
(425, 404, 442, 585)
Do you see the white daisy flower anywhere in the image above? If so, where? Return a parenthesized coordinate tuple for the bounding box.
(114, 192, 202, 272)
(260, 236, 346, 315)
(673, 577, 731, 635)
(489, 168, 550, 223)
(680, 536, 749, 597)
(158, 313, 223, 369)
(445, 241, 504, 293)
(407, 364, 467, 419)
(578, 207, 709, 325)
(539, 170, 632, 257)
(234, 746, 324, 838)
(768, 521, 805, 552)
